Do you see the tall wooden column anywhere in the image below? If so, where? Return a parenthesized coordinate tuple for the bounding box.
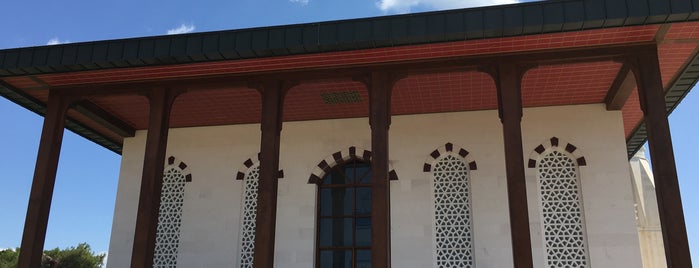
(252, 81, 288, 267)
(17, 92, 73, 268)
(130, 88, 179, 268)
(631, 48, 692, 268)
(366, 72, 394, 268)
(490, 63, 534, 268)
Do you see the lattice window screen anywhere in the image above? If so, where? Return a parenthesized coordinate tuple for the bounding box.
(433, 154, 474, 268)
(153, 167, 187, 268)
(239, 167, 260, 268)
(538, 150, 589, 268)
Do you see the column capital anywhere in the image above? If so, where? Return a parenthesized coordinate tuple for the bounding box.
(627, 47, 664, 115)
(619, 44, 660, 78)
(47, 89, 82, 108)
(478, 62, 535, 82)
(144, 87, 184, 108)
(481, 63, 534, 122)
(357, 71, 398, 130)
(247, 79, 297, 95)
(249, 80, 295, 133)
(352, 71, 402, 89)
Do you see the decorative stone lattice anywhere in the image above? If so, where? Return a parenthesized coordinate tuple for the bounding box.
(239, 166, 260, 268)
(538, 150, 588, 268)
(432, 154, 474, 268)
(153, 167, 188, 267)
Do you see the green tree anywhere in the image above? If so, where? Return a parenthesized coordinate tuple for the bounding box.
(0, 243, 105, 268)
(43, 243, 104, 268)
(0, 248, 19, 268)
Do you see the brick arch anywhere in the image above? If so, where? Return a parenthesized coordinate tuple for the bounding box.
(527, 137, 587, 168)
(307, 146, 399, 184)
(422, 142, 478, 172)
(234, 153, 284, 180)
(166, 156, 193, 182)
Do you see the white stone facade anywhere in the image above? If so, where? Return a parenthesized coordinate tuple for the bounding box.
(106, 104, 642, 267)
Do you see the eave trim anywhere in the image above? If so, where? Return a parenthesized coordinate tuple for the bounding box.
(1, 0, 699, 77)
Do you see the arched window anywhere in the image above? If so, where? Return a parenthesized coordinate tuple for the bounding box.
(431, 154, 474, 268)
(239, 165, 259, 268)
(316, 159, 372, 268)
(537, 149, 589, 267)
(153, 157, 192, 267)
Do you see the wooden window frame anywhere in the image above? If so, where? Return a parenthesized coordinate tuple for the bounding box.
(315, 159, 372, 268)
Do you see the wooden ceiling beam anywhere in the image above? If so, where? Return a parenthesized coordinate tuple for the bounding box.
(605, 63, 637, 110)
(48, 42, 658, 97)
(72, 100, 136, 137)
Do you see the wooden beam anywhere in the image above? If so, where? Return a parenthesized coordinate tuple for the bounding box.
(604, 64, 636, 110)
(251, 81, 290, 268)
(49, 42, 657, 98)
(631, 47, 692, 268)
(73, 100, 136, 137)
(488, 63, 534, 268)
(52, 76, 249, 98)
(0, 81, 123, 153)
(130, 88, 180, 268)
(17, 92, 74, 268)
(363, 72, 395, 268)
(654, 24, 672, 43)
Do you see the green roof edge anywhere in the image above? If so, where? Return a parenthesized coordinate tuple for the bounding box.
(2, 0, 699, 77)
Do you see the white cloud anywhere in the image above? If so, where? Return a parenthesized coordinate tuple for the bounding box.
(377, 0, 520, 13)
(290, 0, 310, 5)
(47, 37, 70, 45)
(166, 24, 196, 35)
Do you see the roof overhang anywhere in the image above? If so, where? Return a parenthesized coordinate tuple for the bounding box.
(1, 0, 698, 156)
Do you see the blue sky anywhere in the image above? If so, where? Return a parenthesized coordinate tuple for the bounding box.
(1, 0, 698, 264)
